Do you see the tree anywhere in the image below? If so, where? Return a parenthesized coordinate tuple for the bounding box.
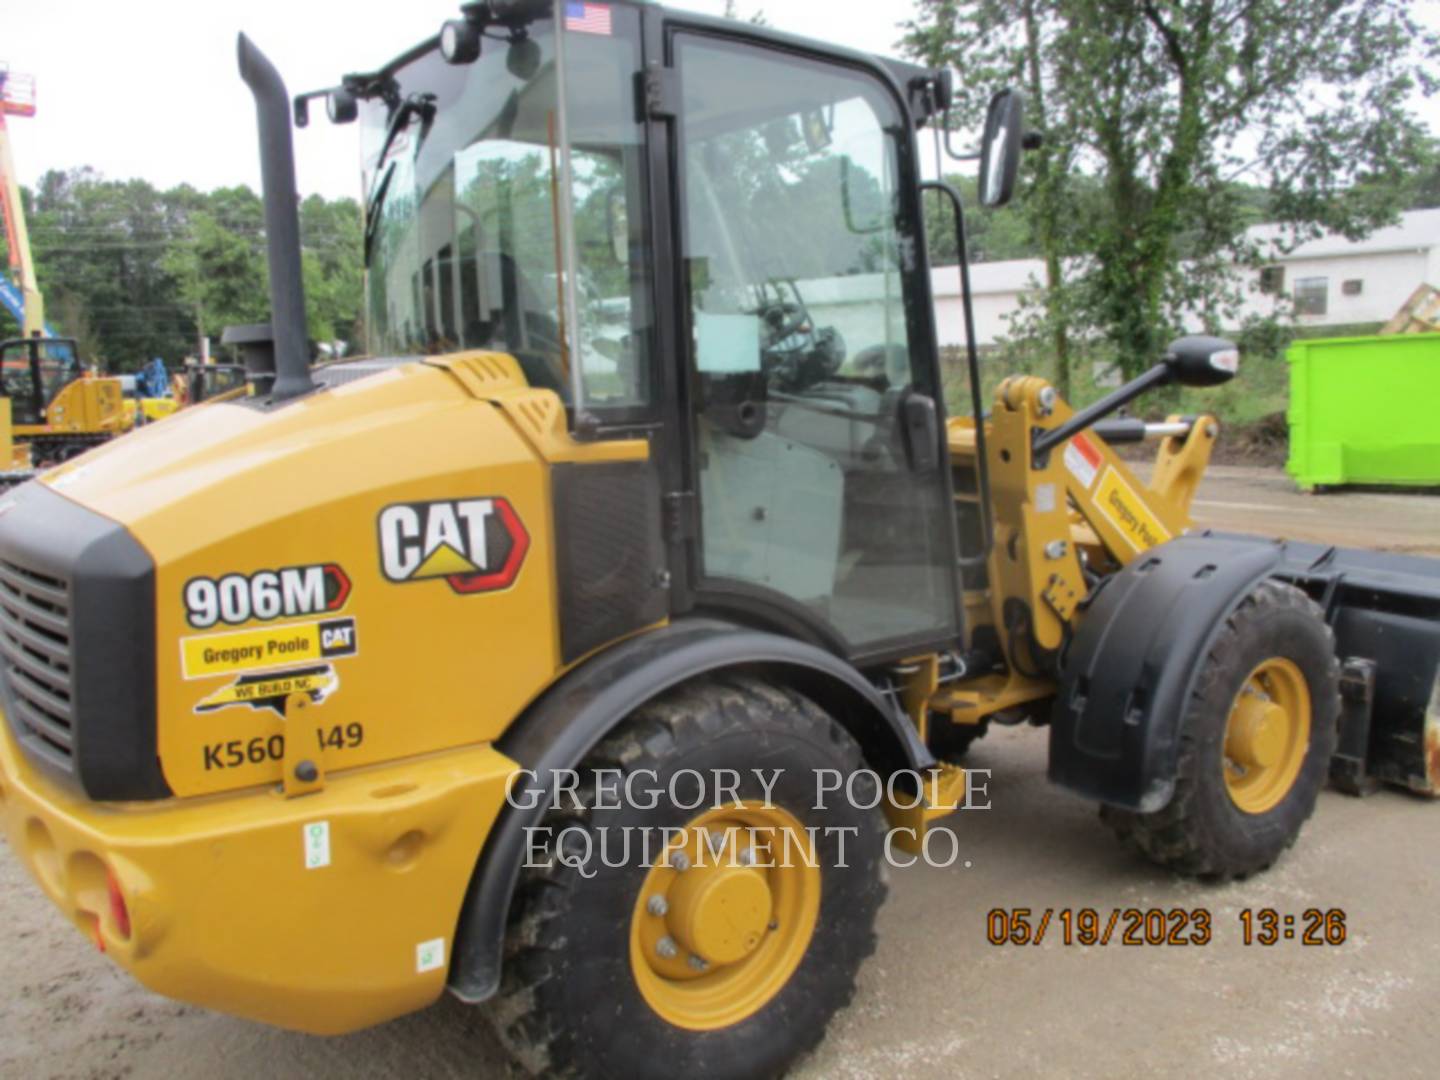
(6, 168, 365, 370)
(722, 0, 768, 26)
(905, 0, 1088, 393)
(903, 0, 1437, 379)
(162, 190, 268, 350)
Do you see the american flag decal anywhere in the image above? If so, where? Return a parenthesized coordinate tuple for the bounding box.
(565, 1, 613, 35)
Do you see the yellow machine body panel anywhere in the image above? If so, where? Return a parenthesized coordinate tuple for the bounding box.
(123, 397, 182, 426)
(16, 374, 128, 438)
(0, 711, 517, 1034)
(41, 360, 564, 798)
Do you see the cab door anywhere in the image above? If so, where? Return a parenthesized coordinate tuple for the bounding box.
(667, 27, 961, 661)
(0, 339, 44, 426)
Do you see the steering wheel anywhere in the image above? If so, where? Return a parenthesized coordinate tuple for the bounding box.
(760, 301, 810, 349)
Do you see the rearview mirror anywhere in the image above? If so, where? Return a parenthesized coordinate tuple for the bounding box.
(978, 89, 1025, 209)
(1164, 335, 1240, 387)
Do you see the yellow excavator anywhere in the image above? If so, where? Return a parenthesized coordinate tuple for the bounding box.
(0, 4, 1437, 1078)
(0, 335, 128, 463)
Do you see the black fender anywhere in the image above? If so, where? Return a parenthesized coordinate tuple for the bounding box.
(449, 616, 932, 1003)
(1049, 534, 1286, 812)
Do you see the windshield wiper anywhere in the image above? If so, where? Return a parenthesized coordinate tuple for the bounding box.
(375, 94, 434, 175)
(362, 94, 436, 265)
(362, 162, 396, 266)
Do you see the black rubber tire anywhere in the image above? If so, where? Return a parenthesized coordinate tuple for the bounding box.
(488, 675, 888, 1080)
(1101, 579, 1341, 880)
(928, 716, 989, 762)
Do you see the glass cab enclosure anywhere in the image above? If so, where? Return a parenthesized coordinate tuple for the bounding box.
(359, 1, 961, 662)
(0, 337, 82, 426)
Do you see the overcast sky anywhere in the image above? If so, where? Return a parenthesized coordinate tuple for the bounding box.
(5, 0, 1440, 202)
(3, 0, 919, 201)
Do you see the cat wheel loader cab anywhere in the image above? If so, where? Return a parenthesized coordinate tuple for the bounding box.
(3, 3, 1440, 1078)
(0, 334, 128, 464)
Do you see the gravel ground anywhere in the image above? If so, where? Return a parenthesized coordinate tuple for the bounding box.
(3, 466, 1439, 1078)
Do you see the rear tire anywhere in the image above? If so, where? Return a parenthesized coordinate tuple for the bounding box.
(488, 675, 887, 1080)
(1102, 579, 1340, 880)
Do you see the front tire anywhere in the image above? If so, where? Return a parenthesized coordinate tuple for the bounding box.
(488, 675, 887, 1079)
(1102, 579, 1340, 879)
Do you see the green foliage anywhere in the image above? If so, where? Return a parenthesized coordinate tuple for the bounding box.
(903, 0, 1438, 380)
(0, 169, 362, 371)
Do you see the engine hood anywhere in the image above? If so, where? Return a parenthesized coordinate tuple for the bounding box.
(28, 357, 563, 797)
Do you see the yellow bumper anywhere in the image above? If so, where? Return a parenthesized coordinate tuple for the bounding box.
(0, 720, 517, 1035)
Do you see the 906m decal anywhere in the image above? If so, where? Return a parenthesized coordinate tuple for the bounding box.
(185, 563, 351, 628)
(377, 497, 529, 593)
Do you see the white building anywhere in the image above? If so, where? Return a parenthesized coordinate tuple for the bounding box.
(914, 208, 1440, 347)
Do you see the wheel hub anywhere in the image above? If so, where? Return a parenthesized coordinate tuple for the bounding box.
(1225, 696, 1288, 769)
(629, 802, 821, 1031)
(665, 854, 773, 965)
(1222, 657, 1312, 815)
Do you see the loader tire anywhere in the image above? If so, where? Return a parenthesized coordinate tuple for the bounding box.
(1102, 579, 1340, 880)
(488, 675, 887, 1080)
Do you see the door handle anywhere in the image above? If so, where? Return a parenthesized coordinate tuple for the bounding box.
(901, 391, 941, 474)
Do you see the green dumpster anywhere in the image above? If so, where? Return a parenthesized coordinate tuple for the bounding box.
(1286, 333, 1440, 489)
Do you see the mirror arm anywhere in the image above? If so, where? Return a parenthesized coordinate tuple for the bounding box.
(921, 179, 993, 566)
(940, 105, 980, 161)
(1031, 363, 1174, 462)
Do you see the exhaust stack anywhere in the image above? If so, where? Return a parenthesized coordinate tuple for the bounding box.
(236, 33, 315, 401)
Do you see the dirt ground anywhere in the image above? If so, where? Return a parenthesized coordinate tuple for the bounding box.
(4, 465, 1440, 1079)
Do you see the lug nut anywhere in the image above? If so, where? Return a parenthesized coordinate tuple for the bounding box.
(647, 895, 668, 917)
(1044, 540, 1068, 560)
(656, 936, 678, 959)
(688, 954, 709, 972)
(670, 851, 691, 872)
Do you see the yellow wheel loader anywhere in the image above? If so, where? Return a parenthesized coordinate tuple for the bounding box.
(1, 3, 1437, 1077)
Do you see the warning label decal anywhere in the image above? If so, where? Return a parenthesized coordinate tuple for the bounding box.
(1063, 432, 1103, 490)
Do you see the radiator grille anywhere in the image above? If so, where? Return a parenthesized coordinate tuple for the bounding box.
(0, 559, 75, 769)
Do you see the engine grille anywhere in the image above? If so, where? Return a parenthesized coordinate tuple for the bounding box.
(0, 559, 75, 770)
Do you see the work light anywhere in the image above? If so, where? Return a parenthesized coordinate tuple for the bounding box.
(440, 19, 481, 64)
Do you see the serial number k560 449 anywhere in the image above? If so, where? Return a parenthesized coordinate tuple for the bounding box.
(201, 723, 365, 770)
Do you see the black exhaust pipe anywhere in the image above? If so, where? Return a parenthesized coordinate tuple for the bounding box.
(236, 33, 315, 402)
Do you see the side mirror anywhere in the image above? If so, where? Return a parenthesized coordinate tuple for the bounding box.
(326, 87, 358, 124)
(507, 35, 542, 80)
(607, 186, 629, 265)
(1164, 335, 1240, 388)
(978, 88, 1025, 208)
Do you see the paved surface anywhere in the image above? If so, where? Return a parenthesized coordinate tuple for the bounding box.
(1181, 464, 1440, 556)
(3, 466, 1440, 1079)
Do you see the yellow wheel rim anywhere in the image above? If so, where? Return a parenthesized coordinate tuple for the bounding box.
(1222, 657, 1311, 814)
(629, 801, 821, 1031)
